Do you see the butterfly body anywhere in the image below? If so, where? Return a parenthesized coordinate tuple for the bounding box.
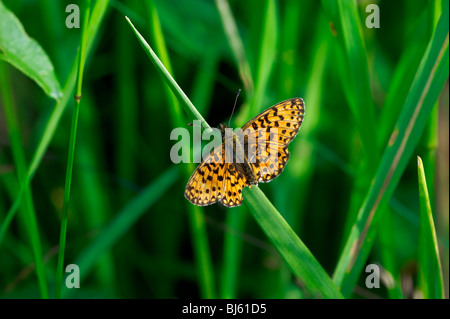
(218, 123, 259, 187)
(185, 97, 305, 207)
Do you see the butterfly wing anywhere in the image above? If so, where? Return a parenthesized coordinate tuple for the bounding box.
(220, 164, 247, 207)
(242, 97, 305, 183)
(184, 145, 227, 206)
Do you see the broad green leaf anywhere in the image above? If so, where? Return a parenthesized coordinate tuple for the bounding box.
(0, 1, 62, 99)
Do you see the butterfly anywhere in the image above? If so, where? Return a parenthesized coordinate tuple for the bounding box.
(185, 97, 305, 207)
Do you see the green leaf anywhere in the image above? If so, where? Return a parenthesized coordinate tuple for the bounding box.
(0, 1, 62, 99)
(417, 156, 444, 299)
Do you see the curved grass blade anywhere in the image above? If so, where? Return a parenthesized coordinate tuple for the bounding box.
(333, 6, 449, 297)
(417, 156, 444, 299)
(0, 1, 62, 99)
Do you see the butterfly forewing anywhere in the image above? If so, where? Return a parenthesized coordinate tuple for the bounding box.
(242, 98, 304, 183)
(184, 146, 227, 206)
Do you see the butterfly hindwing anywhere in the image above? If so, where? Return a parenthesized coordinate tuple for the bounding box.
(184, 146, 227, 206)
(221, 164, 246, 207)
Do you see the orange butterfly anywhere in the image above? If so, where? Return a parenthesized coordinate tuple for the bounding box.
(185, 98, 305, 207)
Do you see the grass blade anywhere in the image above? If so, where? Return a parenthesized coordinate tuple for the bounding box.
(214, 0, 256, 298)
(62, 166, 179, 297)
(145, 0, 216, 298)
(249, 0, 278, 117)
(0, 62, 49, 298)
(54, 0, 91, 299)
(245, 187, 343, 298)
(0, 0, 110, 251)
(322, 0, 378, 172)
(215, 0, 254, 96)
(125, 16, 210, 131)
(333, 6, 449, 296)
(417, 156, 444, 298)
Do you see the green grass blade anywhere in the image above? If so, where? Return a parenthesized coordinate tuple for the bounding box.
(220, 206, 246, 298)
(417, 156, 444, 299)
(61, 166, 179, 297)
(125, 16, 210, 131)
(333, 6, 449, 296)
(322, 0, 378, 171)
(0, 62, 49, 299)
(378, 23, 429, 148)
(55, 0, 91, 299)
(214, 0, 261, 298)
(420, 0, 442, 215)
(186, 205, 216, 299)
(245, 187, 343, 299)
(322, 0, 380, 253)
(214, 0, 256, 298)
(278, 0, 305, 98)
(376, 208, 405, 299)
(215, 0, 254, 96)
(274, 13, 328, 224)
(0, 1, 62, 99)
(413, 9, 442, 299)
(145, 1, 216, 298)
(76, 96, 115, 288)
(147, 0, 184, 129)
(249, 0, 278, 117)
(0, 0, 110, 251)
(115, 3, 139, 205)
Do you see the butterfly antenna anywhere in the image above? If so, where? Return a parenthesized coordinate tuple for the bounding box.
(228, 89, 241, 127)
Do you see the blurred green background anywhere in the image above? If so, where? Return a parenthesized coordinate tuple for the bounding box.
(0, 0, 448, 298)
